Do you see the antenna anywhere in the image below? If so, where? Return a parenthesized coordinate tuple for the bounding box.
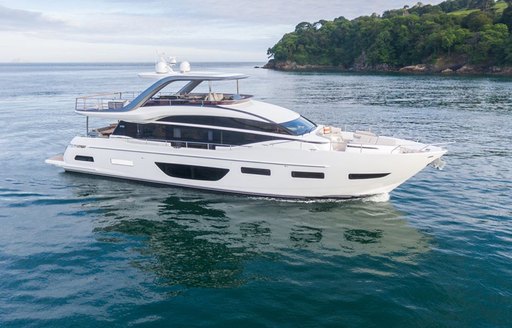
(154, 52, 176, 74)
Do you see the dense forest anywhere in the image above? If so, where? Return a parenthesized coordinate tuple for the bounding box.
(266, 0, 512, 73)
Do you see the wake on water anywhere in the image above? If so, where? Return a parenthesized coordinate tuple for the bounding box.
(248, 193, 390, 204)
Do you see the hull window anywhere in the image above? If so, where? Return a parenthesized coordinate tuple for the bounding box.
(241, 167, 271, 176)
(75, 155, 94, 162)
(156, 162, 229, 181)
(348, 173, 390, 180)
(291, 171, 324, 179)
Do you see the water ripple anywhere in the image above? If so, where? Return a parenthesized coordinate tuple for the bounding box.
(1, 64, 511, 327)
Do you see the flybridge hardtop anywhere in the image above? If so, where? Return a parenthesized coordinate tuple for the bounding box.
(124, 72, 251, 112)
(75, 72, 250, 112)
(74, 71, 300, 125)
(47, 60, 447, 199)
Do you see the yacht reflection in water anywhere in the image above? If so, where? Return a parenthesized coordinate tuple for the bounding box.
(70, 176, 430, 288)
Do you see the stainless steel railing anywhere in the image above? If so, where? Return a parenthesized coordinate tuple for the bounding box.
(75, 92, 138, 111)
(123, 137, 247, 150)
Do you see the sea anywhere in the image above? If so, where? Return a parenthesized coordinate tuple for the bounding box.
(0, 63, 511, 327)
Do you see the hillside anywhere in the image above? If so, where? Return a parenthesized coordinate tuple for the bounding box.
(265, 0, 512, 74)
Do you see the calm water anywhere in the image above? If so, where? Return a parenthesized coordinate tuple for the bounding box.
(0, 63, 511, 327)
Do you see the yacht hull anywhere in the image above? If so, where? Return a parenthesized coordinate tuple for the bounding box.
(46, 136, 445, 199)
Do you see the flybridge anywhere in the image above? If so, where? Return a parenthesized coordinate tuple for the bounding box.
(75, 71, 251, 113)
(75, 56, 250, 113)
(73, 60, 254, 137)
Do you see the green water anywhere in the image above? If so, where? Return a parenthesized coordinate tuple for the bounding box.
(0, 63, 511, 327)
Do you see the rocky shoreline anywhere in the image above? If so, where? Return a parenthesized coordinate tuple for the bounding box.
(263, 59, 512, 76)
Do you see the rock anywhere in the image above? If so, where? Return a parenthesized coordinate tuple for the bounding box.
(264, 60, 344, 72)
(353, 51, 369, 71)
(493, 66, 512, 75)
(263, 59, 512, 76)
(399, 64, 428, 73)
(372, 64, 395, 72)
(272, 60, 298, 70)
(456, 65, 478, 74)
(262, 59, 275, 69)
(490, 66, 502, 73)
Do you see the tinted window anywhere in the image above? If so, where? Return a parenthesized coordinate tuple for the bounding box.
(113, 122, 280, 146)
(291, 171, 324, 179)
(113, 121, 138, 138)
(241, 167, 271, 176)
(159, 116, 290, 135)
(219, 129, 276, 145)
(75, 155, 94, 162)
(155, 162, 229, 181)
(139, 123, 167, 140)
(280, 116, 316, 135)
(348, 173, 390, 180)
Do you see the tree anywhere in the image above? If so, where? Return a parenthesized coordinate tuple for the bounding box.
(462, 11, 493, 31)
(472, 0, 495, 11)
(466, 23, 508, 62)
(500, 1, 512, 31)
(295, 22, 312, 32)
(266, 0, 510, 68)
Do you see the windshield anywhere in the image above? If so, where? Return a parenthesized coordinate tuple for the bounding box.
(280, 116, 317, 135)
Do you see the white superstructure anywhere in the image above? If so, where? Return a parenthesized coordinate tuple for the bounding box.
(46, 66, 447, 199)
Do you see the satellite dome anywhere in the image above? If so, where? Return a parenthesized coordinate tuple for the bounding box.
(180, 61, 191, 73)
(155, 61, 169, 74)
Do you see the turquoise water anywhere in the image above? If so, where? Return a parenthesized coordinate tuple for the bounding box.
(0, 63, 511, 327)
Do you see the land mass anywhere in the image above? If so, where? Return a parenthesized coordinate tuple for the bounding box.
(265, 0, 512, 75)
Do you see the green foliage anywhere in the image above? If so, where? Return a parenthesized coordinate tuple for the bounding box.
(448, 9, 479, 16)
(493, 1, 508, 15)
(500, 2, 512, 29)
(468, 23, 509, 62)
(267, 0, 512, 67)
(462, 11, 492, 30)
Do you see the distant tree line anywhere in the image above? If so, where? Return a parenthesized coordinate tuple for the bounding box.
(267, 0, 512, 67)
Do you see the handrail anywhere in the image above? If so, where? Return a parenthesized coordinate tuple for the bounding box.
(391, 142, 452, 154)
(122, 137, 248, 150)
(75, 91, 138, 111)
(414, 142, 453, 152)
(108, 136, 314, 151)
(75, 91, 253, 111)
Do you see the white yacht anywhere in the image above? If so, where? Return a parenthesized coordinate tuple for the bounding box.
(46, 63, 447, 199)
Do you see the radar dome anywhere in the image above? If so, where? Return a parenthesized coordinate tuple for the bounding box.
(155, 61, 169, 74)
(180, 61, 191, 73)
